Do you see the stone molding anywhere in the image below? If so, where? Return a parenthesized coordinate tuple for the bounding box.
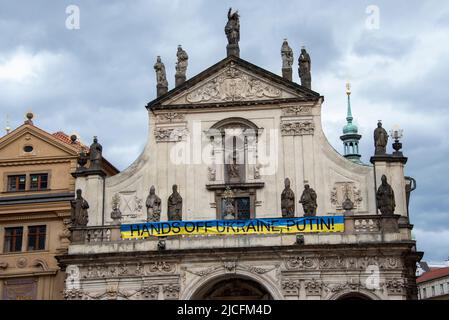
(280, 120, 315, 136)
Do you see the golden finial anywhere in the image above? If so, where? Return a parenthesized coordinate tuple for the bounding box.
(346, 82, 351, 96)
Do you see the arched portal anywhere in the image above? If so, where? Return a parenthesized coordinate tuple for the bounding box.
(336, 292, 373, 300)
(191, 276, 273, 300)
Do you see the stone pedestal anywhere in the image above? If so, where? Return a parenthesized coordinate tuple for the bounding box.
(157, 84, 168, 97)
(73, 169, 107, 227)
(370, 154, 408, 218)
(282, 68, 292, 81)
(226, 44, 240, 58)
(175, 74, 186, 87)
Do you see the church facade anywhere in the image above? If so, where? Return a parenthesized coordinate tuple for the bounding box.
(57, 9, 422, 300)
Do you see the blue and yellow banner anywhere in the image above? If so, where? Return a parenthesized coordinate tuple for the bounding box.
(120, 216, 344, 239)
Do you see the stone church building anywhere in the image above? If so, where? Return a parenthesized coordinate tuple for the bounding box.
(58, 9, 421, 300)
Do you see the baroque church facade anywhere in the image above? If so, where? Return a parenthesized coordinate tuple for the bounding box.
(57, 9, 422, 300)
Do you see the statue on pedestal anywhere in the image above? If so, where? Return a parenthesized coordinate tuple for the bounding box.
(154, 56, 168, 97)
(281, 178, 295, 218)
(225, 8, 240, 57)
(71, 189, 89, 227)
(89, 136, 102, 170)
(374, 121, 389, 155)
(299, 184, 317, 217)
(376, 175, 396, 215)
(281, 39, 294, 81)
(146, 186, 162, 222)
(175, 46, 188, 86)
(167, 184, 183, 221)
(299, 47, 312, 89)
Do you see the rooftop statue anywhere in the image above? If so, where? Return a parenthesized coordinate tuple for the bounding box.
(298, 47, 312, 89)
(175, 45, 188, 86)
(374, 121, 389, 155)
(225, 8, 240, 57)
(89, 136, 102, 170)
(281, 40, 294, 69)
(154, 56, 168, 96)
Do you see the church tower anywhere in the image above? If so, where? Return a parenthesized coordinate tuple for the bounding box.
(340, 82, 362, 163)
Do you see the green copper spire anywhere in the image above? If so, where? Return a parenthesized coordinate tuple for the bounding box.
(340, 82, 362, 163)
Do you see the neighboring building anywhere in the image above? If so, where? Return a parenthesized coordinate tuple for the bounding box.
(417, 266, 449, 300)
(0, 113, 118, 300)
(58, 10, 422, 300)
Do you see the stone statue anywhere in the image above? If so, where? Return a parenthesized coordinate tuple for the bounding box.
(146, 186, 162, 222)
(175, 45, 188, 86)
(299, 184, 317, 217)
(376, 175, 396, 215)
(223, 199, 236, 220)
(77, 150, 88, 171)
(167, 184, 183, 221)
(374, 121, 389, 155)
(154, 56, 168, 97)
(281, 39, 294, 81)
(227, 155, 240, 180)
(298, 47, 312, 89)
(281, 178, 295, 218)
(281, 40, 294, 68)
(70, 189, 89, 226)
(89, 136, 102, 170)
(225, 8, 240, 57)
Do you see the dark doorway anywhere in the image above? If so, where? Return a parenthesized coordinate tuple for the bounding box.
(192, 277, 273, 300)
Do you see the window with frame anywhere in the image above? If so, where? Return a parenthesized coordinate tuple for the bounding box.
(221, 197, 251, 220)
(7, 175, 26, 192)
(422, 288, 427, 299)
(27, 225, 46, 251)
(4, 227, 23, 253)
(440, 284, 444, 295)
(30, 174, 48, 191)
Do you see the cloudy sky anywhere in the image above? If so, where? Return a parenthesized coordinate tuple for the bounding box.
(1, 0, 448, 263)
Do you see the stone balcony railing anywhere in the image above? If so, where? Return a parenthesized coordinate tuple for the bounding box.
(69, 214, 410, 246)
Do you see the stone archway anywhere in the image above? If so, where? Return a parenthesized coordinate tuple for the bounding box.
(191, 276, 273, 300)
(336, 292, 373, 300)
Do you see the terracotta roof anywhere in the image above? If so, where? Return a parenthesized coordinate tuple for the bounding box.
(417, 267, 449, 284)
(52, 131, 88, 152)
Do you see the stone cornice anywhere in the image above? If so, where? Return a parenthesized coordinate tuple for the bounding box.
(56, 241, 419, 267)
(0, 157, 75, 167)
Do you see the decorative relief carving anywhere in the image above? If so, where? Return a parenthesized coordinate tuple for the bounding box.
(154, 127, 189, 142)
(285, 256, 317, 270)
(282, 279, 300, 296)
(149, 261, 175, 273)
(117, 191, 143, 218)
(354, 219, 380, 233)
(185, 63, 282, 104)
(280, 120, 315, 136)
(330, 182, 363, 211)
(163, 284, 180, 300)
(81, 261, 176, 279)
(284, 256, 401, 271)
(281, 106, 312, 116)
(16, 257, 28, 269)
(63, 288, 84, 300)
(385, 279, 406, 295)
(305, 279, 324, 296)
(223, 261, 237, 273)
(139, 285, 159, 300)
(155, 112, 185, 123)
(208, 167, 216, 181)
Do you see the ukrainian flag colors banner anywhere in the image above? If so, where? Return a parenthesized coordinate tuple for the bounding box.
(120, 216, 344, 239)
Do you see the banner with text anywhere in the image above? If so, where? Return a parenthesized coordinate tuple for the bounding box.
(120, 216, 344, 239)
